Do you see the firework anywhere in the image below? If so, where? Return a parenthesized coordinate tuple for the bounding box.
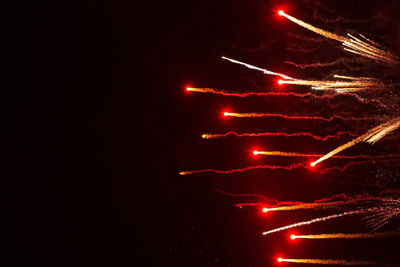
(284, 58, 364, 69)
(186, 87, 312, 97)
(233, 193, 391, 211)
(254, 150, 399, 163)
(364, 200, 400, 231)
(278, 11, 399, 65)
(187, 87, 322, 98)
(186, 86, 373, 104)
(290, 232, 400, 240)
(278, 10, 346, 42)
(262, 207, 384, 236)
(179, 163, 306, 176)
(221, 56, 294, 80)
(311, 117, 400, 166)
(201, 131, 357, 140)
(262, 200, 361, 212)
(223, 112, 380, 121)
(278, 76, 387, 93)
(253, 150, 373, 159)
(184, 4, 400, 266)
(277, 258, 384, 266)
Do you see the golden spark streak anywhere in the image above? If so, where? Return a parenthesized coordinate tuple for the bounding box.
(365, 119, 400, 144)
(279, 11, 399, 65)
(279, 258, 382, 266)
(221, 56, 294, 80)
(311, 117, 400, 166)
(279, 11, 346, 42)
(263, 208, 382, 235)
(263, 200, 359, 212)
(291, 232, 400, 239)
(278, 78, 385, 92)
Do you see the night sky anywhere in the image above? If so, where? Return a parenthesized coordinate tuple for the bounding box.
(4, 0, 400, 266)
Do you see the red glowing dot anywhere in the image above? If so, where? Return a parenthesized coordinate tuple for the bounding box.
(310, 162, 316, 167)
(262, 207, 268, 213)
(253, 150, 259, 155)
(186, 87, 192, 91)
(290, 234, 296, 240)
(223, 112, 229, 116)
(277, 257, 283, 263)
(278, 79, 284, 85)
(278, 10, 284, 16)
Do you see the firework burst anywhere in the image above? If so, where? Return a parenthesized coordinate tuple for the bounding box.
(182, 3, 400, 266)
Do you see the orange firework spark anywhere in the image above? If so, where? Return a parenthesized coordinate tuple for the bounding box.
(201, 131, 356, 140)
(278, 11, 399, 65)
(223, 111, 382, 122)
(311, 117, 400, 166)
(262, 200, 360, 213)
(278, 76, 387, 93)
(238, 194, 395, 213)
(261, 194, 394, 213)
(290, 232, 400, 240)
(278, 10, 346, 42)
(277, 257, 384, 265)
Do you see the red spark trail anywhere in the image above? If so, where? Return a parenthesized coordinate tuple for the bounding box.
(180, 163, 306, 175)
(224, 112, 382, 122)
(186, 87, 373, 104)
(180, 155, 398, 176)
(187, 87, 315, 98)
(254, 151, 399, 161)
(202, 131, 357, 141)
(216, 189, 270, 201)
(319, 156, 400, 173)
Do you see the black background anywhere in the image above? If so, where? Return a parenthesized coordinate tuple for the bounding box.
(4, 0, 400, 266)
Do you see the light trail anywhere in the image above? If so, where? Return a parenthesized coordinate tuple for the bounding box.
(186, 87, 373, 103)
(262, 207, 383, 235)
(319, 156, 400, 173)
(278, 11, 399, 65)
(311, 117, 400, 166)
(277, 258, 385, 266)
(186, 87, 316, 98)
(253, 151, 399, 163)
(278, 10, 346, 42)
(221, 56, 294, 80)
(179, 163, 306, 176)
(201, 131, 357, 140)
(284, 58, 364, 69)
(180, 155, 400, 176)
(365, 119, 400, 144)
(290, 232, 400, 240)
(223, 112, 381, 122)
(253, 150, 368, 159)
(259, 195, 395, 213)
(262, 200, 363, 213)
(235, 193, 374, 210)
(278, 76, 386, 93)
(343, 34, 399, 65)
